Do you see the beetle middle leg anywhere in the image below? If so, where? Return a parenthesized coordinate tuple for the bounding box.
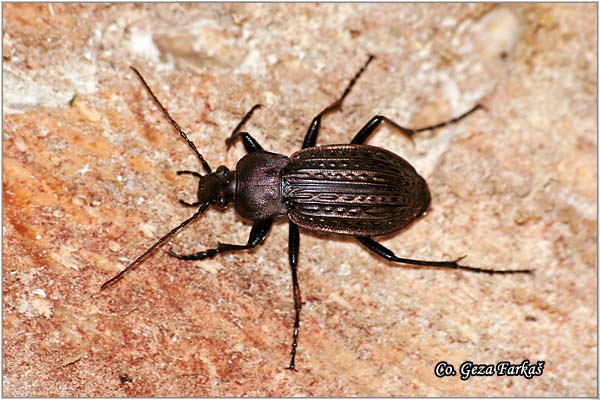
(168, 219, 272, 260)
(356, 237, 533, 274)
(302, 55, 376, 149)
(350, 104, 482, 145)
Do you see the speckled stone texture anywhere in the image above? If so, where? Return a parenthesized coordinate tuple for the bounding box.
(3, 3, 596, 397)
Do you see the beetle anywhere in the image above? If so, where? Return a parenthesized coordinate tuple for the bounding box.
(101, 55, 532, 370)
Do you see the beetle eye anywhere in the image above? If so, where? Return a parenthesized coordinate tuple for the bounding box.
(216, 166, 228, 175)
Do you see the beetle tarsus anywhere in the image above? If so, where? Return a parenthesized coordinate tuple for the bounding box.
(177, 170, 202, 178)
(168, 247, 218, 260)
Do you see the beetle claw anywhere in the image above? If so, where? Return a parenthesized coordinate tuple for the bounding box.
(167, 248, 178, 258)
(452, 255, 468, 264)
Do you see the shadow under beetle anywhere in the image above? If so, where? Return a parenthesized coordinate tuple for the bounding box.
(101, 55, 532, 370)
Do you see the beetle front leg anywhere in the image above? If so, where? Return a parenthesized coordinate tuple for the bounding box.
(168, 219, 272, 260)
(356, 237, 533, 274)
(302, 55, 375, 148)
(225, 131, 264, 153)
(225, 104, 264, 153)
(350, 104, 483, 145)
(287, 221, 302, 371)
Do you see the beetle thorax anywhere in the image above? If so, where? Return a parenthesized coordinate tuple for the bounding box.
(234, 151, 291, 221)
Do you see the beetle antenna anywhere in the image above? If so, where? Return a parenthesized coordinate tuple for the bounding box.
(130, 66, 212, 174)
(101, 202, 210, 290)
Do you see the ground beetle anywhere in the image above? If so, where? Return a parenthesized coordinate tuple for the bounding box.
(101, 55, 532, 370)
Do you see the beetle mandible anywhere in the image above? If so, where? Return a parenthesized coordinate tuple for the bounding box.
(101, 55, 532, 370)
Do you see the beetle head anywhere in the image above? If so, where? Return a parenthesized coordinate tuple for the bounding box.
(200, 165, 236, 208)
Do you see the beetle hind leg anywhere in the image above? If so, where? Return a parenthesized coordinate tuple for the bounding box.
(168, 219, 273, 260)
(356, 236, 533, 274)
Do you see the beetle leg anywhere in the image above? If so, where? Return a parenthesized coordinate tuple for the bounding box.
(225, 104, 263, 152)
(167, 219, 272, 260)
(176, 170, 202, 177)
(286, 222, 301, 371)
(178, 200, 203, 207)
(226, 131, 264, 153)
(350, 104, 482, 145)
(356, 237, 533, 274)
(302, 55, 375, 148)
